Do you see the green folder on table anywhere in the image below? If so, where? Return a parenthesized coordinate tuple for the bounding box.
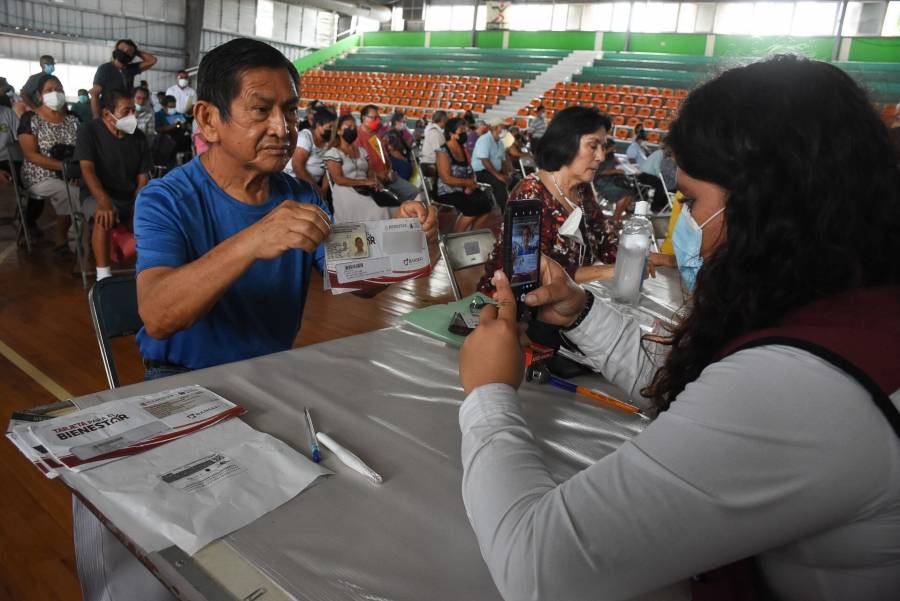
(400, 293, 492, 347)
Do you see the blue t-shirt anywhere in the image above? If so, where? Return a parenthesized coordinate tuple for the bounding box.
(471, 133, 505, 173)
(134, 157, 328, 369)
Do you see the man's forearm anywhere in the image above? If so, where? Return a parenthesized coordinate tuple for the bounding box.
(138, 231, 257, 340)
(81, 164, 111, 206)
(90, 95, 101, 119)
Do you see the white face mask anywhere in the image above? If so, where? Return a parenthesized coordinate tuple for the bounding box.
(166, 108, 176, 116)
(42, 91, 65, 111)
(177, 78, 189, 88)
(559, 206, 584, 247)
(114, 113, 138, 135)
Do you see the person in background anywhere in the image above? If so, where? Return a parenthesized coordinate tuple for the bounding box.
(288, 106, 335, 198)
(390, 111, 413, 146)
(626, 122, 650, 167)
(472, 117, 512, 211)
(464, 114, 479, 153)
(155, 96, 188, 138)
(132, 86, 156, 148)
(324, 114, 391, 223)
(356, 104, 419, 202)
(529, 104, 547, 144)
(152, 90, 166, 113)
(75, 89, 151, 280)
(458, 55, 900, 601)
(383, 130, 413, 182)
(16, 74, 81, 255)
(20, 55, 55, 108)
(479, 106, 618, 293)
(90, 39, 157, 118)
(638, 143, 677, 212)
(420, 109, 447, 170)
(502, 125, 531, 176)
(298, 99, 324, 132)
(435, 117, 493, 232)
(165, 70, 196, 117)
(594, 137, 635, 223)
(70, 89, 93, 123)
(0, 101, 41, 239)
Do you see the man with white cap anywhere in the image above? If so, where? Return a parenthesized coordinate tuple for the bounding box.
(471, 117, 511, 210)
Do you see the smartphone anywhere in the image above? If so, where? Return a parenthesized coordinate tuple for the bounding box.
(502, 200, 542, 321)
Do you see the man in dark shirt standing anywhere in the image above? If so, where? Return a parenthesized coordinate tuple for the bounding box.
(75, 89, 151, 280)
(90, 39, 156, 118)
(20, 55, 55, 108)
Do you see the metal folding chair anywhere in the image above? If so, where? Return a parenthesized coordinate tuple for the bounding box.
(88, 275, 142, 389)
(60, 162, 89, 289)
(2, 157, 33, 253)
(441, 229, 497, 300)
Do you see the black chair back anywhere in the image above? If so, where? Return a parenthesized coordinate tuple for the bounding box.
(88, 275, 142, 389)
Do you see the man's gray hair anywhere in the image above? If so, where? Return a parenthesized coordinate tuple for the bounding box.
(433, 110, 448, 125)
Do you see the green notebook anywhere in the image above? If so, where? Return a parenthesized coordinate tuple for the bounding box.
(400, 293, 492, 347)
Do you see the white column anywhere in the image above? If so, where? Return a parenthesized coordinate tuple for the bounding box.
(502, 30, 509, 49)
(595, 31, 604, 52)
(704, 34, 715, 57)
(425, 31, 431, 48)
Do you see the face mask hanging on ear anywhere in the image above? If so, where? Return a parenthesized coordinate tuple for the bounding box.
(672, 205, 724, 291)
(559, 206, 584, 247)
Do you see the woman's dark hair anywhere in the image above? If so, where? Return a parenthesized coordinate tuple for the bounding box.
(102, 89, 131, 114)
(646, 54, 900, 411)
(384, 130, 410, 157)
(329, 114, 357, 149)
(35, 74, 62, 97)
(444, 117, 466, 141)
(312, 106, 336, 127)
(534, 106, 611, 171)
(197, 38, 299, 122)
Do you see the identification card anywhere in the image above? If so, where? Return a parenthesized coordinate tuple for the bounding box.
(325, 224, 369, 261)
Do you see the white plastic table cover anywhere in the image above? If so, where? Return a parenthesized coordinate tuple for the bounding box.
(61, 269, 684, 601)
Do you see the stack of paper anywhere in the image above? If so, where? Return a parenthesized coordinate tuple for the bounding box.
(7, 385, 243, 478)
(6, 385, 331, 555)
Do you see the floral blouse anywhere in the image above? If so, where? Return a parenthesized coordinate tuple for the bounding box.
(478, 173, 618, 294)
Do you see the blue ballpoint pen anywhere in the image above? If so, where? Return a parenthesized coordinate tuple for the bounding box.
(304, 407, 322, 463)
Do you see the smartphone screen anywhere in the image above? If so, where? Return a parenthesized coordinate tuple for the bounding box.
(502, 200, 542, 319)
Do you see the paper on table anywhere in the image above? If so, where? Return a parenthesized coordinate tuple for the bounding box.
(65, 418, 331, 555)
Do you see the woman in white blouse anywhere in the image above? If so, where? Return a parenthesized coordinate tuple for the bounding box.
(288, 105, 335, 199)
(323, 114, 391, 223)
(458, 56, 900, 601)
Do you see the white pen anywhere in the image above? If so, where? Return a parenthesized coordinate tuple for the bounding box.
(316, 432, 383, 485)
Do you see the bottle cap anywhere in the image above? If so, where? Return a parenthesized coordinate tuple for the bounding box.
(634, 200, 650, 216)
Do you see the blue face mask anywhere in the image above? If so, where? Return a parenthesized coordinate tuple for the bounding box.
(43, 64, 55, 75)
(672, 204, 724, 291)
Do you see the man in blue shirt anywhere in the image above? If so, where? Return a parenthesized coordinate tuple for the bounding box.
(134, 38, 435, 377)
(472, 117, 511, 210)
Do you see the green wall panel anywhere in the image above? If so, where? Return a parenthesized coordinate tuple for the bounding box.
(602, 32, 627, 52)
(476, 31, 504, 49)
(363, 32, 426, 47)
(848, 37, 900, 62)
(507, 31, 595, 50)
(714, 35, 833, 59)
(630, 33, 706, 55)
(294, 34, 360, 74)
(430, 31, 473, 48)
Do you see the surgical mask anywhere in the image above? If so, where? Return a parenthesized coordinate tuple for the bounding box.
(78, 94, 89, 103)
(456, 133, 468, 145)
(42, 91, 65, 111)
(321, 129, 333, 142)
(177, 78, 189, 88)
(166, 108, 176, 116)
(134, 103, 145, 112)
(672, 204, 724, 291)
(342, 128, 358, 144)
(559, 206, 584, 248)
(114, 113, 138, 135)
(498, 129, 508, 138)
(365, 116, 380, 130)
(43, 64, 55, 75)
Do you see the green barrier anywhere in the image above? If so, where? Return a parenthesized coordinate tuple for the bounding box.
(601, 52, 719, 65)
(351, 51, 561, 65)
(593, 59, 717, 73)
(356, 46, 569, 58)
(322, 64, 542, 80)
(581, 66, 703, 83)
(333, 57, 550, 74)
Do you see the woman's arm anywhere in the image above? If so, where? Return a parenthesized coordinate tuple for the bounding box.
(325, 157, 374, 188)
(291, 146, 323, 195)
(19, 133, 62, 172)
(573, 264, 615, 283)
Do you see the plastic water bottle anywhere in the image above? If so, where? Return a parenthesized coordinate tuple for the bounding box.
(612, 201, 653, 305)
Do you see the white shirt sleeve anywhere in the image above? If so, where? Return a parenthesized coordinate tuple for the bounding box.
(460, 346, 898, 601)
(296, 128, 314, 153)
(562, 292, 666, 406)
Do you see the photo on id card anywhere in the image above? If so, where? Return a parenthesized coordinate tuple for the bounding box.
(325, 218, 431, 293)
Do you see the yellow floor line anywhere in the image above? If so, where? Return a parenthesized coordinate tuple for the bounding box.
(0, 338, 72, 400)
(0, 241, 17, 264)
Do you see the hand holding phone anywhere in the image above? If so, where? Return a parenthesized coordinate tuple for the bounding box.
(502, 200, 542, 321)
